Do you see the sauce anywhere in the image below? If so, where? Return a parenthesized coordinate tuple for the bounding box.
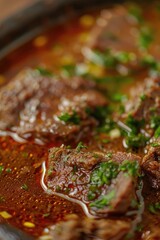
(0, 2, 160, 239)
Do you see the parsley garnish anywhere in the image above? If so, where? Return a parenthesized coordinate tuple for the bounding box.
(119, 160, 139, 177)
(36, 67, 53, 77)
(76, 142, 87, 152)
(90, 161, 119, 187)
(0, 166, 4, 175)
(125, 132, 149, 148)
(0, 196, 5, 202)
(128, 4, 143, 23)
(154, 126, 160, 138)
(138, 26, 153, 50)
(58, 111, 80, 125)
(150, 115, 160, 129)
(90, 190, 115, 209)
(148, 202, 160, 214)
(151, 142, 160, 147)
(21, 184, 28, 191)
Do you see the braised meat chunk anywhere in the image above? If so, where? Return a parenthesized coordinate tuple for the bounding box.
(46, 214, 131, 240)
(45, 145, 141, 216)
(125, 77, 160, 122)
(0, 68, 107, 141)
(142, 140, 160, 189)
(89, 6, 139, 54)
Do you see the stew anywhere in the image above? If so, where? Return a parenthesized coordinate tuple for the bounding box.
(0, 1, 160, 239)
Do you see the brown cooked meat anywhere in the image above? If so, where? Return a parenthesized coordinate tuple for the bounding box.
(46, 214, 131, 240)
(142, 140, 160, 189)
(45, 145, 141, 216)
(89, 6, 139, 54)
(125, 77, 160, 122)
(0, 68, 107, 142)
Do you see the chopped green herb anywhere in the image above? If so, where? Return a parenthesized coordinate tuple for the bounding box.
(43, 213, 50, 217)
(115, 51, 136, 64)
(0, 166, 4, 175)
(76, 142, 87, 152)
(22, 152, 28, 158)
(154, 126, 160, 138)
(150, 115, 160, 129)
(125, 132, 149, 148)
(138, 26, 153, 50)
(88, 49, 137, 68)
(60, 64, 76, 77)
(119, 160, 139, 177)
(130, 199, 139, 208)
(6, 168, 12, 173)
(56, 186, 62, 192)
(118, 104, 125, 114)
(106, 152, 112, 159)
(58, 111, 80, 125)
(111, 93, 127, 102)
(0, 196, 5, 202)
(128, 5, 143, 23)
(140, 94, 146, 101)
(148, 202, 160, 214)
(102, 139, 110, 144)
(126, 115, 145, 134)
(91, 106, 109, 123)
(89, 49, 116, 67)
(72, 165, 78, 174)
(21, 184, 28, 191)
(98, 118, 116, 133)
(36, 67, 53, 77)
(135, 224, 143, 232)
(151, 142, 160, 147)
(90, 190, 115, 209)
(90, 161, 119, 187)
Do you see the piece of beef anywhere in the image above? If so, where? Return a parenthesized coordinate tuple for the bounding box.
(0, 68, 107, 142)
(45, 214, 131, 240)
(89, 6, 139, 54)
(125, 77, 160, 122)
(142, 140, 160, 189)
(45, 145, 141, 216)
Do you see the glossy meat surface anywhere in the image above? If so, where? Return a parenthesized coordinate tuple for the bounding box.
(0, 1, 160, 240)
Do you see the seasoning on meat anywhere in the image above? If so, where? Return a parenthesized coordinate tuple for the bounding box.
(45, 145, 141, 216)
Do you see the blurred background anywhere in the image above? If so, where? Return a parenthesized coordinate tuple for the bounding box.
(0, 0, 36, 20)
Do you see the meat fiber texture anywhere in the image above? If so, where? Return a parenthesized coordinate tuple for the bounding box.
(45, 145, 141, 216)
(0, 69, 107, 142)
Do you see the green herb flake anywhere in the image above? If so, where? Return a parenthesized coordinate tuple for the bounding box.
(154, 126, 160, 138)
(90, 161, 119, 187)
(21, 184, 28, 191)
(128, 5, 143, 23)
(148, 202, 160, 214)
(0, 196, 5, 202)
(43, 213, 50, 218)
(76, 142, 87, 152)
(36, 67, 53, 77)
(150, 115, 160, 129)
(126, 115, 145, 134)
(58, 111, 80, 125)
(0, 166, 4, 175)
(151, 142, 160, 147)
(6, 168, 12, 173)
(90, 190, 115, 209)
(125, 132, 149, 148)
(119, 160, 139, 177)
(111, 93, 127, 102)
(106, 152, 112, 159)
(102, 139, 110, 144)
(138, 26, 153, 50)
(60, 64, 76, 77)
(140, 94, 146, 101)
